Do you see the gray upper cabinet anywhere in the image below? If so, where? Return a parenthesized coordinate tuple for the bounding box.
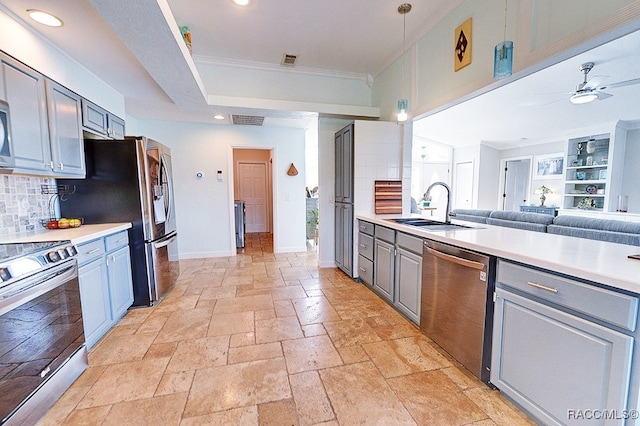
(81, 98, 125, 139)
(45, 80, 84, 177)
(335, 124, 353, 203)
(0, 53, 85, 177)
(108, 114, 125, 139)
(0, 54, 52, 173)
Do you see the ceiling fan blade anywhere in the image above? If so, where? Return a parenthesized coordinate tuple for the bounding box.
(583, 75, 608, 90)
(596, 92, 612, 100)
(602, 77, 640, 90)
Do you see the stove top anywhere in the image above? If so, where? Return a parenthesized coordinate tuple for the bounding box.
(0, 241, 78, 290)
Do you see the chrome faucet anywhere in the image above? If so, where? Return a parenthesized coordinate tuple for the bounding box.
(424, 181, 452, 224)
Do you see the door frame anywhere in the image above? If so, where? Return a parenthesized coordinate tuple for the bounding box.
(227, 146, 276, 255)
(498, 155, 533, 210)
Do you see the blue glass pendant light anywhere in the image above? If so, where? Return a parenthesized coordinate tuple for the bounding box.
(397, 3, 411, 122)
(493, 0, 513, 79)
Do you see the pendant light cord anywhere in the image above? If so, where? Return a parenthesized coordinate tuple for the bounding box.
(402, 8, 406, 99)
(503, 0, 507, 43)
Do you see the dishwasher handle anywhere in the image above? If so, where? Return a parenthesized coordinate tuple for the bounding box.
(424, 246, 485, 270)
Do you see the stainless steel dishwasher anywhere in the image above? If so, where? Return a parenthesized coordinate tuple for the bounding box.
(420, 239, 496, 384)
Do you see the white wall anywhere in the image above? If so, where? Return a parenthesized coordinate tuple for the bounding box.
(127, 118, 307, 258)
(373, 0, 640, 124)
(0, 7, 124, 117)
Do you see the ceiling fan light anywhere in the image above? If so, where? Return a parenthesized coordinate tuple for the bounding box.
(570, 92, 598, 104)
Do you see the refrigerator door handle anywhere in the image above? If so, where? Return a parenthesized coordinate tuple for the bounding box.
(153, 232, 177, 249)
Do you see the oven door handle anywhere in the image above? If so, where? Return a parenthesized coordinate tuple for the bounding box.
(0, 261, 77, 316)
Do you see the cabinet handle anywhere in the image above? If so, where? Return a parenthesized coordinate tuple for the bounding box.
(527, 281, 558, 293)
(59, 162, 64, 171)
(359, 244, 367, 248)
(116, 238, 127, 243)
(359, 267, 367, 273)
(86, 248, 100, 254)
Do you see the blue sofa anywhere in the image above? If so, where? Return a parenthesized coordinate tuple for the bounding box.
(449, 209, 492, 224)
(547, 215, 640, 246)
(486, 210, 554, 233)
(451, 209, 640, 246)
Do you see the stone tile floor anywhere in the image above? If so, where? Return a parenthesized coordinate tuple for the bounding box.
(41, 233, 535, 425)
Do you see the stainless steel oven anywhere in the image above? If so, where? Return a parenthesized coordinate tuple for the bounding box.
(0, 241, 86, 425)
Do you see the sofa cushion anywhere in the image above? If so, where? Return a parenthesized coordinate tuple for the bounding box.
(548, 216, 640, 246)
(450, 209, 492, 224)
(486, 211, 553, 233)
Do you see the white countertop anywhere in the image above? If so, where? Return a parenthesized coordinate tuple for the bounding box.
(358, 214, 640, 295)
(0, 223, 132, 245)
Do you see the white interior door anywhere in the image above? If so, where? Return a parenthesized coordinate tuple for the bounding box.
(238, 162, 268, 233)
(454, 161, 474, 209)
(503, 159, 530, 211)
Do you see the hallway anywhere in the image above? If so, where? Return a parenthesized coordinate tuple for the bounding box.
(41, 232, 533, 425)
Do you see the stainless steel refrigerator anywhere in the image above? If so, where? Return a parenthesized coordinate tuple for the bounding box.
(60, 136, 179, 306)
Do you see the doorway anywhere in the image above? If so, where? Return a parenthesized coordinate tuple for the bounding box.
(233, 148, 273, 238)
(502, 158, 531, 211)
(454, 161, 474, 209)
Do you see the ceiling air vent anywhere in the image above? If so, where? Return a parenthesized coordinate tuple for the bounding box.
(281, 53, 297, 67)
(231, 115, 265, 126)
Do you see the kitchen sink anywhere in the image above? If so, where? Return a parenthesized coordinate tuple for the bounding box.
(385, 218, 475, 230)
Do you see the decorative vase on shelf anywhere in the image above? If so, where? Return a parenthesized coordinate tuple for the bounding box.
(586, 140, 596, 154)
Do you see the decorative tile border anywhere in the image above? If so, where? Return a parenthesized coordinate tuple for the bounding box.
(0, 175, 57, 236)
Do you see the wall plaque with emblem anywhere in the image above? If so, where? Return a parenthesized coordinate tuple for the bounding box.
(454, 18, 472, 71)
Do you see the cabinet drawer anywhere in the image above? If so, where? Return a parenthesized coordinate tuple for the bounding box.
(358, 233, 374, 260)
(358, 220, 374, 236)
(374, 225, 395, 244)
(105, 230, 129, 252)
(76, 238, 105, 266)
(397, 232, 422, 254)
(497, 260, 638, 331)
(358, 255, 373, 286)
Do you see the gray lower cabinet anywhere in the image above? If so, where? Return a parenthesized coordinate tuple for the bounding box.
(335, 203, 353, 276)
(492, 260, 637, 426)
(367, 224, 422, 324)
(357, 224, 374, 286)
(77, 230, 134, 349)
(77, 239, 110, 349)
(373, 238, 394, 302)
(373, 225, 395, 302)
(394, 233, 422, 324)
(105, 232, 134, 321)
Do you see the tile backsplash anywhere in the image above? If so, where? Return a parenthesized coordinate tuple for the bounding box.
(0, 175, 57, 236)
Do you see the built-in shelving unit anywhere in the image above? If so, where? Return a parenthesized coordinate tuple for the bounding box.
(563, 135, 610, 211)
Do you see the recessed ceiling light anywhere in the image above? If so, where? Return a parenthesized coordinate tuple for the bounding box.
(27, 9, 63, 27)
(213, 114, 225, 120)
(233, 0, 250, 6)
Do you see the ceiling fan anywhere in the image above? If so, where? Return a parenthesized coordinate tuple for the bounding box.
(568, 61, 640, 104)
